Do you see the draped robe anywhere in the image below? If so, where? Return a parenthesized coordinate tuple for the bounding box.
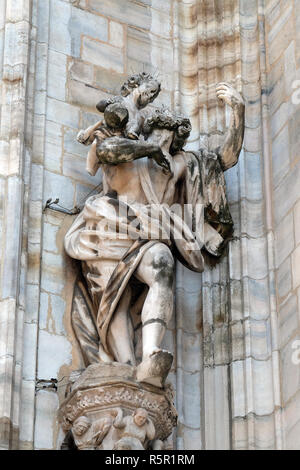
(64, 148, 233, 364)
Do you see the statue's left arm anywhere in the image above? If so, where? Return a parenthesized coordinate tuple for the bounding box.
(216, 83, 245, 170)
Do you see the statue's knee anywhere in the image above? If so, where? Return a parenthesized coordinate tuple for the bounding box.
(152, 247, 174, 287)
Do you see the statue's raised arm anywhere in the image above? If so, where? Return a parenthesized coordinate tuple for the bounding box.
(216, 82, 245, 170)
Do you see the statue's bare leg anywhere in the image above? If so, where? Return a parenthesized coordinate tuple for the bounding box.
(134, 243, 174, 360)
(106, 286, 136, 366)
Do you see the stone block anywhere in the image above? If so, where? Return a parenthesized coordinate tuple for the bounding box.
(41, 250, 67, 296)
(6, 0, 30, 23)
(289, 105, 300, 162)
(243, 236, 268, 280)
(0, 299, 16, 359)
(2, 176, 22, 299)
(25, 283, 40, 323)
(30, 163, 43, 201)
(63, 152, 99, 186)
(274, 160, 300, 226)
(275, 211, 294, 268)
(229, 238, 242, 281)
(224, 163, 239, 203)
(44, 120, 63, 174)
(265, 0, 281, 26)
(292, 244, 300, 290)
(204, 365, 230, 450)
(35, 43, 48, 93)
(281, 336, 300, 405)
(277, 256, 292, 301)
(69, 5, 108, 57)
(175, 288, 202, 334)
(48, 49, 67, 101)
(214, 325, 230, 365)
(267, 3, 294, 66)
(267, 57, 285, 116)
(22, 322, 38, 380)
(19, 379, 35, 448)
(283, 389, 300, 440)
(94, 66, 125, 94)
(39, 292, 66, 336)
(246, 319, 272, 361)
(239, 152, 263, 201)
(176, 330, 202, 372)
(279, 294, 298, 349)
(109, 21, 124, 48)
(68, 78, 110, 109)
(27, 241, 42, 285)
(231, 321, 245, 362)
(68, 59, 94, 85)
(37, 0, 50, 44)
(47, 97, 80, 129)
(49, 0, 72, 55)
(80, 110, 104, 129)
(272, 124, 290, 188)
(294, 200, 300, 247)
(151, 9, 172, 38)
(42, 222, 60, 254)
(43, 170, 75, 211)
(82, 37, 124, 74)
(285, 40, 296, 96)
(37, 330, 72, 380)
(74, 182, 101, 211)
(88, 0, 151, 31)
(286, 415, 300, 450)
(271, 102, 288, 139)
(178, 426, 202, 450)
(181, 370, 201, 429)
(241, 199, 265, 238)
(34, 390, 59, 449)
(127, 26, 151, 71)
(64, 127, 87, 158)
(230, 360, 246, 417)
(232, 416, 248, 449)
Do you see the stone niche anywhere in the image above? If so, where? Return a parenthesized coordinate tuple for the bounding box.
(59, 363, 177, 450)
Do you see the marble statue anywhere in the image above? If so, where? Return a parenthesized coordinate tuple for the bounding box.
(61, 72, 244, 449)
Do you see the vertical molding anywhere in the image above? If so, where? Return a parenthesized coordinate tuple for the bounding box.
(199, 0, 241, 450)
(175, 1, 203, 450)
(19, 0, 50, 450)
(228, 0, 282, 450)
(257, 0, 283, 450)
(0, 0, 32, 450)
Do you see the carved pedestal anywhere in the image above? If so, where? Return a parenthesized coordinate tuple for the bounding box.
(59, 363, 177, 450)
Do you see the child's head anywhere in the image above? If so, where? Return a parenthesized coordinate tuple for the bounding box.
(104, 102, 129, 130)
(120, 72, 161, 109)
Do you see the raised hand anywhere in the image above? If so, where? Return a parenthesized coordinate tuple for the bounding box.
(216, 82, 244, 108)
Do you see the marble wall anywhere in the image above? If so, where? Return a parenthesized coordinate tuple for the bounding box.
(0, 0, 300, 450)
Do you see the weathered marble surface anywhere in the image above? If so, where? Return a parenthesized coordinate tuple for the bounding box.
(1, 0, 300, 451)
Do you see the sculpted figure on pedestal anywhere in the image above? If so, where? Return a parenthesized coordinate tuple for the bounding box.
(61, 73, 244, 449)
(64, 73, 244, 389)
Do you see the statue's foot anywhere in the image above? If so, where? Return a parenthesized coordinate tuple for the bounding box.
(136, 349, 173, 388)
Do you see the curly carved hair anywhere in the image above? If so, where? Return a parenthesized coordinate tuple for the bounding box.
(120, 72, 161, 97)
(143, 106, 192, 154)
